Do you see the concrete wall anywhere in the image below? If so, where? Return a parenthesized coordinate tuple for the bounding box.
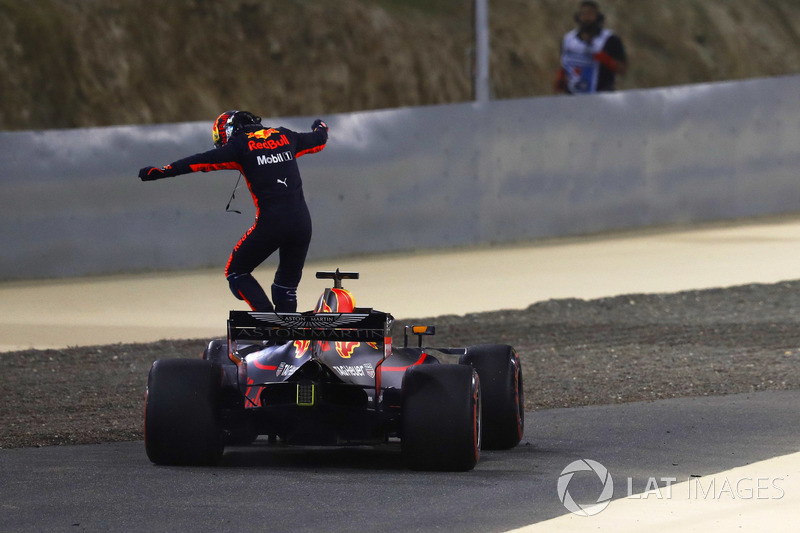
(2, 75, 799, 280)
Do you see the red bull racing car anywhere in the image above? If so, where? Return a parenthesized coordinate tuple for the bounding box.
(144, 270, 523, 471)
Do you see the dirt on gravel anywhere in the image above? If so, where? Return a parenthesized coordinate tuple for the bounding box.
(2, 280, 800, 449)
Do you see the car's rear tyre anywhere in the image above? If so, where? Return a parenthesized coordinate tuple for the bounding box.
(401, 364, 481, 471)
(144, 359, 224, 466)
(459, 344, 524, 450)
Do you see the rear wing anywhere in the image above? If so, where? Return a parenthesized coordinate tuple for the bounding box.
(228, 309, 395, 409)
(228, 309, 393, 343)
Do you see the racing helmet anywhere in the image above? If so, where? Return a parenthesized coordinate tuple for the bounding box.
(212, 110, 262, 148)
(212, 110, 237, 148)
(314, 288, 355, 314)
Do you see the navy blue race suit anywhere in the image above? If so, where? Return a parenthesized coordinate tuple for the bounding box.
(141, 123, 327, 312)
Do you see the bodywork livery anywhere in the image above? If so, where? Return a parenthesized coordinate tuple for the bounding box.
(145, 270, 524, 470)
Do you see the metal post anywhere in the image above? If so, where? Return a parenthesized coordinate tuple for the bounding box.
(474, 0, 490, 103)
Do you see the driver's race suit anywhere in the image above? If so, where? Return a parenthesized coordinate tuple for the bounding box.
(164, 123, 328, 312)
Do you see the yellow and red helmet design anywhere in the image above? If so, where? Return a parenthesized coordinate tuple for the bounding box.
(212, 110, 237, 148)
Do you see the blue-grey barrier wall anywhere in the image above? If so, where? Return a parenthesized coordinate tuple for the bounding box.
(2, 75, 799, 280)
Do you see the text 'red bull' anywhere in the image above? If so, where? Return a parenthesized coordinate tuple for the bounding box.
(248, 130, 289, 151)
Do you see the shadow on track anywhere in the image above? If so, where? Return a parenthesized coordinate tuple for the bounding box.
(220, 440, 408, 470)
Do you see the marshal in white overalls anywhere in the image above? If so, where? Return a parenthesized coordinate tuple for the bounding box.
(560, 28, 613, 94)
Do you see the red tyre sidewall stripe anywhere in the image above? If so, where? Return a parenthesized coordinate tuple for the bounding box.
(474, 372, 481, 461)
(514, 352, 523, 438)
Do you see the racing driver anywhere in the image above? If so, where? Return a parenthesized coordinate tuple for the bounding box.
(138, 111, 328, 313)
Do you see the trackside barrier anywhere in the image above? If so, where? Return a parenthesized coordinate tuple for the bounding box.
(1, 75, 798, 280)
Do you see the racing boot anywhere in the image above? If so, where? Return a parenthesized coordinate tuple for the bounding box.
(271, 283, 298, 313)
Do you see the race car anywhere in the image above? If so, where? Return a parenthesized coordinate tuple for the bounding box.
(144, 270, 524, 471)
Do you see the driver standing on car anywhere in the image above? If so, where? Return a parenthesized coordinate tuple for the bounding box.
(138, 111, 328, 313)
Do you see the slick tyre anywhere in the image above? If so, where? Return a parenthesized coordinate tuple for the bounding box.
(460, 344, 524, 450)
(401, 364, 481, 471)
(144, 359, 224, 466)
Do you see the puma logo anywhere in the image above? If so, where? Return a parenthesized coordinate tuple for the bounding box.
(277, 178, 288, 187)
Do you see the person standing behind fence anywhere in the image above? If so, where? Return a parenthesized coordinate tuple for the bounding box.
(554, 1, 627, 95)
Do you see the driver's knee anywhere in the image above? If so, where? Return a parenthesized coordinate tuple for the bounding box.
(227, 273, 274, 312)
(227, 273, 246, 301)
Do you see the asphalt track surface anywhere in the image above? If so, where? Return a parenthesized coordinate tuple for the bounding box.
(2, 217, 800, 531)
(1, 391, 798, 532)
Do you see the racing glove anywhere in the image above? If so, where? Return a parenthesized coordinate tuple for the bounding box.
(592, 51, 622, 73)
(138, 165, 177, 181)
(312, 119, 328, 132)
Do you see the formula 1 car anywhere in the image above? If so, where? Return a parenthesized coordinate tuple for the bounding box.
(144, 270, 523, 471)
